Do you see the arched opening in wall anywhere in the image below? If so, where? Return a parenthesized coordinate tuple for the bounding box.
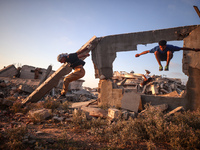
(113, 40, 188, 95)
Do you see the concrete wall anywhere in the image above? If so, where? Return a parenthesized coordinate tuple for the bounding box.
(92, 25, 200, 111)
(141, 95, 187, 111)
(183, 26, 200, 110)
(92, 25, 199, 79)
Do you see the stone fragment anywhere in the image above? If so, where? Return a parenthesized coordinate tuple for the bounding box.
(165, 106, 184, 117)
(28, 108, 52, 121)
(108, 108, 120, 119)
(52, 116, 64, 122)
(18, 84, 34, 93)
(81, 106, 107, 118)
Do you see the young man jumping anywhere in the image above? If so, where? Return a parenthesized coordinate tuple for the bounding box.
(135, 40, 200, 71)
(57, 46, 90, 97)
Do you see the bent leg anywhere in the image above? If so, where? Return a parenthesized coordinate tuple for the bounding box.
(61, 68, 85, 95)
(154, 51, 162, 66)
(166, 51, 173, 67)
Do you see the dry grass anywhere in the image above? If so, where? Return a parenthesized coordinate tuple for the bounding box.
(3, 102, 200, 149)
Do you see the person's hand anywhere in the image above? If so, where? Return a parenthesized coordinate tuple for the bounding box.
(135, 54, 140, 57)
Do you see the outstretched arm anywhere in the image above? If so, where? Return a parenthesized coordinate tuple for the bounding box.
(181, 47, 200, 52)
(135, 50, 150, 57)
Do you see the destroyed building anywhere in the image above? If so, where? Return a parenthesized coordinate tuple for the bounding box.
(0, 64, 87, 98)
(1, 25, 200, 114)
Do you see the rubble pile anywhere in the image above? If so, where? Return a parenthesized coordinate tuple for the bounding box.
(113, 71, 186, 96)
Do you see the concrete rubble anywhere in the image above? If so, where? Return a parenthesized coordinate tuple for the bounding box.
(0, 65, 193, 149)
(0, 63, 187, 119)
(113, 71, 186, 96)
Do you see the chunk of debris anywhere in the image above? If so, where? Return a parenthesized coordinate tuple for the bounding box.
(165, 106, 185, 117)
(28, 108, 52, 121)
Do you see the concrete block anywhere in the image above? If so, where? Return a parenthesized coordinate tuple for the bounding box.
(98, 79, 113, 107)
(69, 80, 85, 91)
(108, 108, 120, 119)
(121, 90, 141, 112)
(28, 108, 52, 120)
(110, 88, 123, 108)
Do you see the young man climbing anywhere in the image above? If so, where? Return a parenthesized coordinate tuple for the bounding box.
(135, 40, 200, 71)
(57, 46, 90, 98)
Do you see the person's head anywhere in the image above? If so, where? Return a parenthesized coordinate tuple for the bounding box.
(57, 53, 68, 63)
(159, 40, 167, 51)
(145, 70, 150, 74)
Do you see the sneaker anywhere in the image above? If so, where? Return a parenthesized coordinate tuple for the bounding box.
(164, 66, 169, 71)
(159, 66, 163, 71)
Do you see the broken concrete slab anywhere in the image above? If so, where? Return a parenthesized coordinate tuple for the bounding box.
(81, 106, 107, 118)
(28, 108, 52, 121)
(121, 90, 141, 112)
(141, 95, 186, 111)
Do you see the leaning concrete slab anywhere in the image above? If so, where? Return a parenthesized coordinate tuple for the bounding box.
(22, 36, 98, 105)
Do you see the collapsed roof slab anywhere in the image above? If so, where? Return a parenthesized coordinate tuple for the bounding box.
(92, 25, 199, 79)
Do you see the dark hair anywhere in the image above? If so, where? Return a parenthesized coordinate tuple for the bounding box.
(159, 40, 167, 46)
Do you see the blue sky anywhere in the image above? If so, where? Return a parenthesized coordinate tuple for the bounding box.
(0, 0, 200, 87)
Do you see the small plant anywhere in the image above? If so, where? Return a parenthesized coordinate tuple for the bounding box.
(61, 101, 71, 111)
(71, 109, 107, 129)
(10, 100, 28, 114)
(43, 99, 60, 111)
(1, 127, 27, 150)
